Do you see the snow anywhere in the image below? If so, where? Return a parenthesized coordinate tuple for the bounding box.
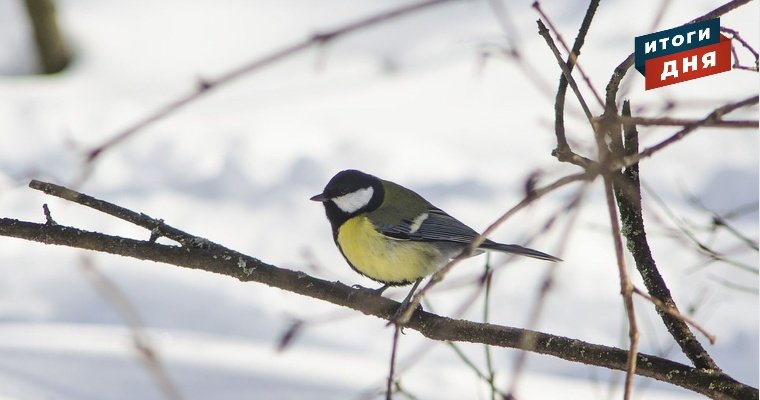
(0, 0, 757, 399)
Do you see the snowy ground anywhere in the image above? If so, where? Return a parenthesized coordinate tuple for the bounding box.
(0, 0, 757, 399)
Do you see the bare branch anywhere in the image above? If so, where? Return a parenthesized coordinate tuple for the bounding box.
(483, 1, 556, 99)
(619, 116, 757, 129)
(42, 203, 57, 225)
(0, 182, 757, 398)
(481, 261, 498, 400)
(387, 326, 401, 400)
(84, 0, 463, 163)
(598, 128, 639, 400)
(687, 196, 759, 252)
(648, 0, 674, 31)
(618, 95, 758, 169)
(642, 182, 758, 275)
(532, 1, 604, 108)
(633, 287, 716, 345)
(614, 101, 721, 370)
(396, 171, 592, 325)
(506, 184, 589, 398)
(536, 0, 600, 161)
(29, 179, 213, 248)
(536, 19, 594, 123)
(80, 256, 183, 400)
(447, 340, 507, 399)
(721, 26, 760, 71)
(536, 15, 605, 171)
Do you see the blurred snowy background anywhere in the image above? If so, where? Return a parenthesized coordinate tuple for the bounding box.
(0, 0, 757, 399)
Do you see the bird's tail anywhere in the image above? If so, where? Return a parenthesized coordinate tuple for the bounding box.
(479, 240, 562, 262)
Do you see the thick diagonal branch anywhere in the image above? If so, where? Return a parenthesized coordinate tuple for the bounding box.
(613, 101, 719, 371)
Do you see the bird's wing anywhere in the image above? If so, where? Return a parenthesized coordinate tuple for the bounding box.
(374, 207, 481, 244)
(373, 207, 561, 261)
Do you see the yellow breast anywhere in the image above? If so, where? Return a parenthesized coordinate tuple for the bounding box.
(336, 216, 443, 284)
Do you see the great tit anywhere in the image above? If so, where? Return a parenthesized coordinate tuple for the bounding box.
(310, 169, 560, 310)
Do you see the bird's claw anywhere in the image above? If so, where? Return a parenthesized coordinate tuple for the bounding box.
(387, 301, 423, 330)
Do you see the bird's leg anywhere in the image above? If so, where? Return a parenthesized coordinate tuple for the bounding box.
(389, 278, 423, 325)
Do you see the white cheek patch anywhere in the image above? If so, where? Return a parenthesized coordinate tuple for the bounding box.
(408, 212, 429, 234)
(332, 186, 374, 213)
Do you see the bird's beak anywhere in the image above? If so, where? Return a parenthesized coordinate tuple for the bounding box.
(310, 193, 328, 202)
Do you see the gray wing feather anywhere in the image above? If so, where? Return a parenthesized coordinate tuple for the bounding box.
(374, 208, 562, 261)
(376, 208, 480, 243)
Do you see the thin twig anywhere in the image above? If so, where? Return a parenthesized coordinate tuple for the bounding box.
(84, 0, 462, 163)
(486, 0, 521, 53)
(711, 275, 759, 294)
(42, 203, 57, 225)
(721, 26, 760, 71)
(80, 256, 183, 400)
(721, 28, 759, 59)
(633, 287, 716, 345)
(618, 95, 758, 169)
(446, 341, 508, 398)
(720, 202, 760, 220)
(603, 176, 639, 400)
(648, 0, 674, 31)
(536, 19, 594, 123)
(687, 196, 759, 252)
(642, 182, 758, 275)
(538, 0, 600, 158)
(391, 203, 577, 398)
(595, 93, 640, 399)
(619, 116, 757, 129)
(29, 180, 199, 246)
(481, 258, 497, 400)
(396, 171, 592, 325)
(391, 204, 573, 399)
(387, 325, 401, 400)
(532, 1, 604, 108)
(484, 0, 556, 98)
(537, 15, 603, 172)
(505, 183, 589, 398)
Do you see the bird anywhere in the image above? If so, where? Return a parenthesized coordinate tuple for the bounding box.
(310, 169, 561, 318)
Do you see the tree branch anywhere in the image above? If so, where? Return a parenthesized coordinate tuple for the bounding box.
(538, 0, 600, 164)
(594, 99, 639, 399)
(532, 1, 604, 109)
(396, 171, 592, 325)
(536, 19, 593, 123)
(85, 0, 463, 163)
(619, 116, 757, 129)
(0, 215, 756, 399)
(617, 95, 758, 170)
(614, 101, 720, 370)
(29, 180, 208, 248)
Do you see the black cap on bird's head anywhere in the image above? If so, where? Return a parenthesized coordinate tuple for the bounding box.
(310, 169, 385, 229)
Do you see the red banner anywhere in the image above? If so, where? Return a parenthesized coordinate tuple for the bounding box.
(644, 34, 732, 90)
